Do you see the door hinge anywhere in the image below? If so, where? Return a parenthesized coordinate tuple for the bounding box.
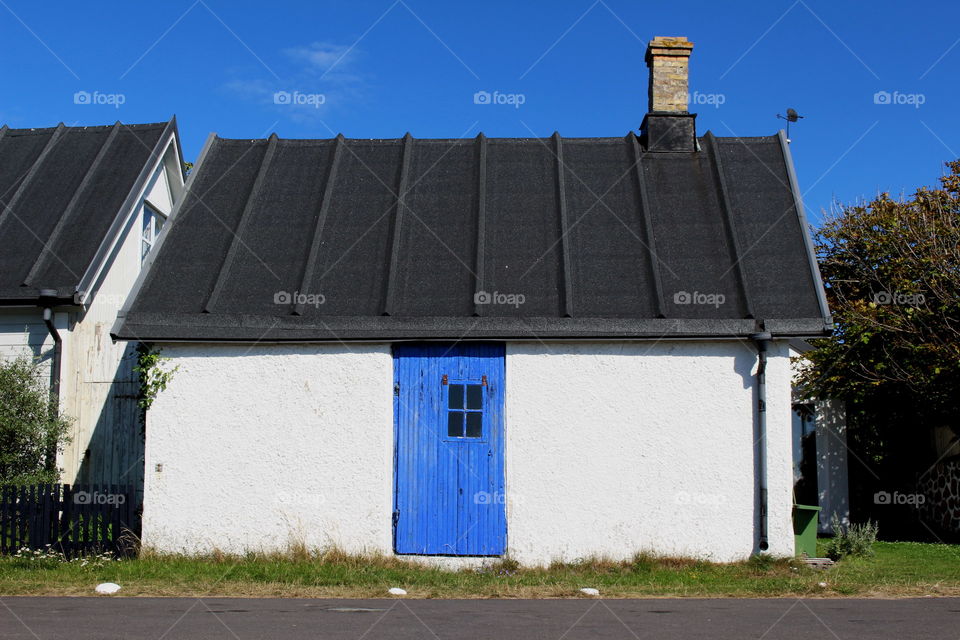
(392, 510, 400, 528)
(394, 383, 400, 396)
(441, 374, 448, 385)
(481, 375, 488, 386)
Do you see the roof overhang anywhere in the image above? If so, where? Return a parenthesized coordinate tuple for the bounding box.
(114, 312, 832, 343)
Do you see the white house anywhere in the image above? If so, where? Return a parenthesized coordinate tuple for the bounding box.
(790, 339, 850, 534)
(113, 38, 832, 564)
(0, 119, 185, 494)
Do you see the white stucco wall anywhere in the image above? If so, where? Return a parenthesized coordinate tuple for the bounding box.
(142, 340, 794, 564)
(504, 341, 794, 563)
(142, 344, 395, 555)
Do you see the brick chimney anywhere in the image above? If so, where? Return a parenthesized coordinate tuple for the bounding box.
(641, 36, 697, 152)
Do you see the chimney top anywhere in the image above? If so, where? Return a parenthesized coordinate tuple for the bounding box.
(645, 36, 694, 113)
(641, 36, 697, 152)
(645, 36, 694, 57)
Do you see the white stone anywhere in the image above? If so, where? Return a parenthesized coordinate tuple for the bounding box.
(95, 583, 121, 595)
(388, 588, 407, 596)
(579, 588, 600, 596)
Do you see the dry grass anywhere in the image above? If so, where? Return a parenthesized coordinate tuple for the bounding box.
(1, 542, 958, 599)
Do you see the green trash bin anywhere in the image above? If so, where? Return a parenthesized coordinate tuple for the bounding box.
(793, 504, 822, 557)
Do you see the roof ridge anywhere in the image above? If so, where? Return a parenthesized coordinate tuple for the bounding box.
(209, 132, 783, 145)
(2, 121, 171, 134)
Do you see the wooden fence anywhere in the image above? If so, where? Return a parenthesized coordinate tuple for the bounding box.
(0, 484, 140, 557)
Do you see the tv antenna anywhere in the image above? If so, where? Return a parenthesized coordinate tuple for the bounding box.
(777, 108, 804, 143)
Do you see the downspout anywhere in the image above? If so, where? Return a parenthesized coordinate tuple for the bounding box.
(38, 289, 63, 471)
(38, 290, 62, 403)
(38, 290, 63, 475)
(751, 330, 772, 552)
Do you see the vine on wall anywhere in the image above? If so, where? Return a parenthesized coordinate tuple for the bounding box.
(133, 344, 178, 416)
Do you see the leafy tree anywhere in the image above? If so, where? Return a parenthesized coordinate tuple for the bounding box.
(0, 357, 72, 485)
(798, 160, 960, 535)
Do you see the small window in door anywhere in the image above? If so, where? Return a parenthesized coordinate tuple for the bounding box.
(446, 381, 484, 439)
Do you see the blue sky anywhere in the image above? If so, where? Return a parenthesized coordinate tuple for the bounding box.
(2, 0, 957, 225)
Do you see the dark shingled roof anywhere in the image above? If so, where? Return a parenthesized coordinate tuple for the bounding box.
(114, 130, 831, 342)
(0, 120, 177, 304)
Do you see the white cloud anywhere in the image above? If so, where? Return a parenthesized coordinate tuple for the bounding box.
(223, 41, 366, 122)
(283, 42, 353, 74)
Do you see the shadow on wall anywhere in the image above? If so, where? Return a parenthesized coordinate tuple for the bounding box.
(74, 341, 144, 507)
(741, 343, 765, 556)
(6, 322, 54, 370)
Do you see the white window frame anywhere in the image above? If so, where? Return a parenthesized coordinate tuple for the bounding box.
(141, 200, 167, 263)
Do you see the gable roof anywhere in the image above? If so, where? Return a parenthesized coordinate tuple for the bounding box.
(0, 119, 180, 304)
(113, 130, 831, 342)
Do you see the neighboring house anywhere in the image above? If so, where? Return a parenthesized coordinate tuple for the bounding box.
(113, 38, 832, 564)
(0, 119, 185, 495)
(790, 340, 850, 534)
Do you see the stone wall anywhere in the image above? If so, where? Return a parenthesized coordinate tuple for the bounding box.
(917, 458, 960, 533)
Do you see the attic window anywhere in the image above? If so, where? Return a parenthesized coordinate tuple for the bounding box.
(141, 203, 166, 263)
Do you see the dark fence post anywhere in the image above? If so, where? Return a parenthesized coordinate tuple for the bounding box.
(1, 486, 9, 553)
(62, 484, 73, 556)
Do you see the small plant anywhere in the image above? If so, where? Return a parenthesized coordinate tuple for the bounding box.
(11, 546, 117, 569)
(133, 344, 178, 415)
(482, 557, 519, 575)
(747, 553, 775, 572)
(630, 553, 655, 574)
(823, 514, 878, 560)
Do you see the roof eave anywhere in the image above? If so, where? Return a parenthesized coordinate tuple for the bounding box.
(112, 315, 833, 343)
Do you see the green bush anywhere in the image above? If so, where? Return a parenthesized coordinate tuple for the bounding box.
(824, 514, 878, 560)
(0, 356, 71, 486)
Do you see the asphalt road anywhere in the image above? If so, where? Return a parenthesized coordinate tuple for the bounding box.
(1, 597, 959, 639)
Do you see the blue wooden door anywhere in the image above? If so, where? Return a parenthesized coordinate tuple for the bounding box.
(393, 343, 506, 556)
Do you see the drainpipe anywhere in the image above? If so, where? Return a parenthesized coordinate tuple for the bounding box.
(38, 290, 63, 475)
(38, 289, 62, 406)
(751, 331, 772, 552)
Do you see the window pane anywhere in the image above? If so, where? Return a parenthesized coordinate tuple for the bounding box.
(466, 384, 483, 410)
(448, 384, 464, 409)
(447, 411, 464, 437)
(142, 208, 152, 238)
(465, 413, 483, 438)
